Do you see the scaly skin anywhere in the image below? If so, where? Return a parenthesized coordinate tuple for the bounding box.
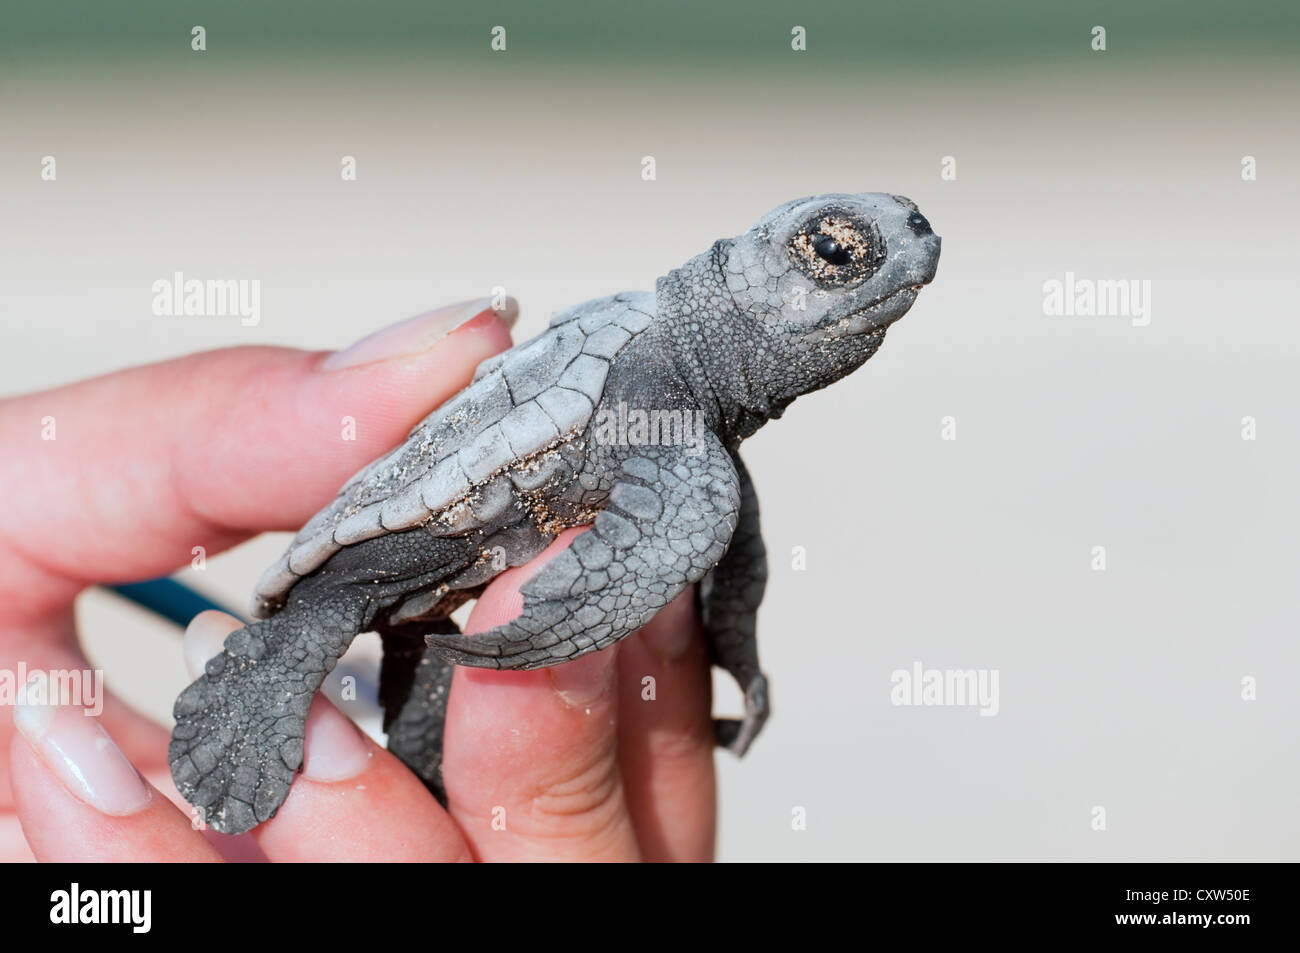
(170, 192, 942, 832)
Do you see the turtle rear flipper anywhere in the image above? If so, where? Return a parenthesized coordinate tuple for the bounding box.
(168, 595, 367, 835)
(378, 618, 459, 805)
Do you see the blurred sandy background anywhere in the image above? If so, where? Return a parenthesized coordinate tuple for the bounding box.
(2, 1, 1298, 860)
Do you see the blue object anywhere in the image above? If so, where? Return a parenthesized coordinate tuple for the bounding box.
(106, 578, 242, 629)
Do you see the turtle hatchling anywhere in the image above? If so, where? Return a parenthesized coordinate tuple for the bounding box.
(170, 192, 942, 833)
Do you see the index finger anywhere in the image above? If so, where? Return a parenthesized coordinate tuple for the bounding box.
(0, 300, 516, 627)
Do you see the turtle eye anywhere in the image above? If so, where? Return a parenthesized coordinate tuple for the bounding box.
(811, 234, 851, 266)
(790, 211, 883, 285)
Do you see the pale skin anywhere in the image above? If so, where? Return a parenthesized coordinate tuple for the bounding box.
(0, 301, 717, 862)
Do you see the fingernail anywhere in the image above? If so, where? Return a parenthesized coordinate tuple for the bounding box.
(301, 697, 372, 781)
(14, 689, 153, 817)
(323, 297, 519, 371)
(183, 610, 243, 678)
(549, 648, 617, 709)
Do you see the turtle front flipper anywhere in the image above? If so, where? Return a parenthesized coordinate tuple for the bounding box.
(697, 452, 770, 756)
(426, 434, 742, 670)
(169, 595, 368, 834)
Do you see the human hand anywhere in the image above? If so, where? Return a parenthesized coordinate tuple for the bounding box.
(0, 300, 716, 862)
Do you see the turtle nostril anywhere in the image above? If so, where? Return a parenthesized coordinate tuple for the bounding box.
(906, 211, 932, 236)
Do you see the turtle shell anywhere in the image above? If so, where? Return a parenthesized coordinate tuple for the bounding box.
(249, 292, 655, 618)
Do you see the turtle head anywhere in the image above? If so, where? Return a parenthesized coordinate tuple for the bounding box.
(725, 191, 940, 343)
(656, 192, 940, 438)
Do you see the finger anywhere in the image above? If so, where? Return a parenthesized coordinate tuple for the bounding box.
(443, 528, 641, 862)
(9, 699, 221, 862)
(0, 814, 36, 863)
(616, 589, 717, 861)
(0, 298, 517, 624)
(180, 611, 472, 862)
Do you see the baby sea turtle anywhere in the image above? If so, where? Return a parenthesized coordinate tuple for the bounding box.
(170, 193, 942, 834)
